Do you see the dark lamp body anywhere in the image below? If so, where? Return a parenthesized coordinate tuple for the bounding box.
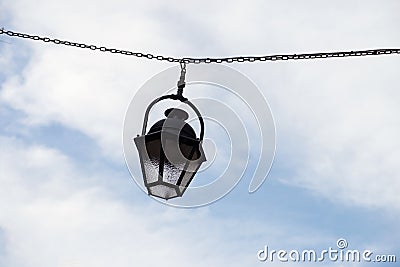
(134, 108, 206, 200)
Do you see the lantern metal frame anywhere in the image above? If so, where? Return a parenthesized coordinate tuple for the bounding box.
(141, 94, 204, 138)
(135, 91, 206, 199)
(134, 62, 207, 199)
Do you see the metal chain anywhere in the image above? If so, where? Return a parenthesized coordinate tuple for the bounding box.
(1, 28, 400, 64)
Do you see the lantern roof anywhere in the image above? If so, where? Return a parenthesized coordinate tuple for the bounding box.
(148, 108, 197, 139)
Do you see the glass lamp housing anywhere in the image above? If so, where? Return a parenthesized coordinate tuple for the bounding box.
(134, 106, 206, 200)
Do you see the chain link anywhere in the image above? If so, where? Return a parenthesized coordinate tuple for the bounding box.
(1, 28, 400, 64)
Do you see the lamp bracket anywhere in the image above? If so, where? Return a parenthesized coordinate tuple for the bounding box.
(177, 61, 186, 97)
(141, 94, 204, 141)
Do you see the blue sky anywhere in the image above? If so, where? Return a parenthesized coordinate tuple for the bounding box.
(1, 0, 399, 266)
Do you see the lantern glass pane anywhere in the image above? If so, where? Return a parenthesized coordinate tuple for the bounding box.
(163, 160, 186, 184)
(180, 141, 201, 160)
(143, 159, 159, 184)
(161, 137, 187, 185)
(148, 184, 178, 199)
(179, 155, 203, 193)
(179, 171, 196, 190)
(143, 138, 162, 184)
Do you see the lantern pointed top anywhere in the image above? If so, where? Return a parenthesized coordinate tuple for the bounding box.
(165, 108, 189, 121)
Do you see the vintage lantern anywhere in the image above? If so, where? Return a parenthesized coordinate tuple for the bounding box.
(134, 64, 206, 200)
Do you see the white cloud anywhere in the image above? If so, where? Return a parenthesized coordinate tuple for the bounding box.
(212, 0, 400, 212)
(266, 58, 400, 211)
(0, 45, 159, 161)
(0, 136, 321, 267)
(0, 0, 399, 209)
(1, 3, 400, 264)
(0, 137, 205, 266)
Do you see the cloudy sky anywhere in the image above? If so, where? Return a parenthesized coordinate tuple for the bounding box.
(1, 0, 399, 266)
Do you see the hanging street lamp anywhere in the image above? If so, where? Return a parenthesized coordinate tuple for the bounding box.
(134, 63, 206, 200)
